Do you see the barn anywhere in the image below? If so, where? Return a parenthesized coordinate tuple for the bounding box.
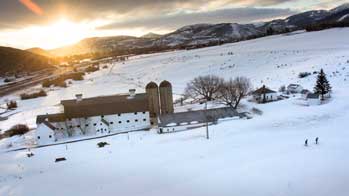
(35, 81, 174, 144)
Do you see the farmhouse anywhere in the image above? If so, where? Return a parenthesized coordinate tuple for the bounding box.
(35, 81, 174, 144)
(252, 85, 278, 103)
(287, 84, 303, 93)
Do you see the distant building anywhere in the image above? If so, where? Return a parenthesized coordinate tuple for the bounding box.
(35, 81, 174, 144)
(287, 84, 303, 94)
(252, 85, 278, 103)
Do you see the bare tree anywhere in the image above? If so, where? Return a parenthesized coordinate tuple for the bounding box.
(217, 77, 252, 109)
(184, 75, 224, 101)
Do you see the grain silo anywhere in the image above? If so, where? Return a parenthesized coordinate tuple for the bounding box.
(159, 80, 174, 114)
(146, 82, 161, 123)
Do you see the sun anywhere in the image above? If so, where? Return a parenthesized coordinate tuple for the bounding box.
(15, 18, 93, 49)
(38, 18, 90, 48)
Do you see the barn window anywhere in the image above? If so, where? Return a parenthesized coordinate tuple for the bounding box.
(118, 121, 122, 124)
(118, 114, 121, 116)
(77, 125, 80, 128)
(135, 119, 138, 122)
(85, 124, 89, 127)
(143, 112, 146, 114)
(143, 119, 146, 121)
(49, 135, 52, 138)
(101, 115, 104, 118)
(69, 126, 73, 128)
(126, 120, 130, 123)
(37, 136, 41, 139)
(93, 123, 97, 126)
(110, 122, 114, 124)
(134, 112, 138, 115)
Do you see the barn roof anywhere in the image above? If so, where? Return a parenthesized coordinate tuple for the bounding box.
(36, 113, 66, 124)
(252, 86, 276, 95)
(159, 107, 244, 127)
(61, 93, 149, 118)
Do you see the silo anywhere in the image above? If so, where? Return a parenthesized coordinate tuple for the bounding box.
(159, 80, 174, 114)
(145, 82, 160, 118)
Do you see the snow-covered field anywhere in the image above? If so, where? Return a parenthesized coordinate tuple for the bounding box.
(1, 28, 349, 196)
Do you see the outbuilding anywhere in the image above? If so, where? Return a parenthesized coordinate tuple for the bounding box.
(252, 85, 278, 103)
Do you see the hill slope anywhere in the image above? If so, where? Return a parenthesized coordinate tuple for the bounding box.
(26, 47, 53, 57)
(0, 47, 53, 75)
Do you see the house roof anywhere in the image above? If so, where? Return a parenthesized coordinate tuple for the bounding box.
(288, 84, 302, 89)
(252, 86, 276, 95)
(36, 113, 66, 124)
(61, 93, 149, 118)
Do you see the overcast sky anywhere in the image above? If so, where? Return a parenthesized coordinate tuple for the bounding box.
(0, 0, 346, 49)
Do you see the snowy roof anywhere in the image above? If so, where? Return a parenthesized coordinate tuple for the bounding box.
(288, 84, 302, 88)
(159, 107, 243, 127)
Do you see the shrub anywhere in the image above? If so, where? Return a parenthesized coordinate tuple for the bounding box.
(20, 89, 47, 100)
(4, 124, 30, 137)
(4, 78, 12, 83)
(97, 142, 109, 148)
(85, 65, 99, 73)
(6, 100, 17, 109)
(251, 107, 263, 115)
(298, 72, 311, 78)
(42, 72, 84, 88)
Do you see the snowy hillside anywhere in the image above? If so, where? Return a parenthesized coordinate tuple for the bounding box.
(1, 28, 349, 196)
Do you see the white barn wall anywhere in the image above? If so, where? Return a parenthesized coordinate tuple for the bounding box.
(50, 111, 151, 140)
(35, 124, 56, 145)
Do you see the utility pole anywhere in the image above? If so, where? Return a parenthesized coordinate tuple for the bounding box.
(205, 100, 209, 140)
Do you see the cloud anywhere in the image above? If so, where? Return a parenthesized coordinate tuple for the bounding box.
(0, 0, 342, 32)
(98, 7, 296, 31)
(0, 0, 295, 29)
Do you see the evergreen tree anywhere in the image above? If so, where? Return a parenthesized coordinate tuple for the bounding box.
(314, 69, 331, 100)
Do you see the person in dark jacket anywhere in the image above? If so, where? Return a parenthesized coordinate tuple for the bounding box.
(315, 137, 319, 144)
(305, 139, 308, 146)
